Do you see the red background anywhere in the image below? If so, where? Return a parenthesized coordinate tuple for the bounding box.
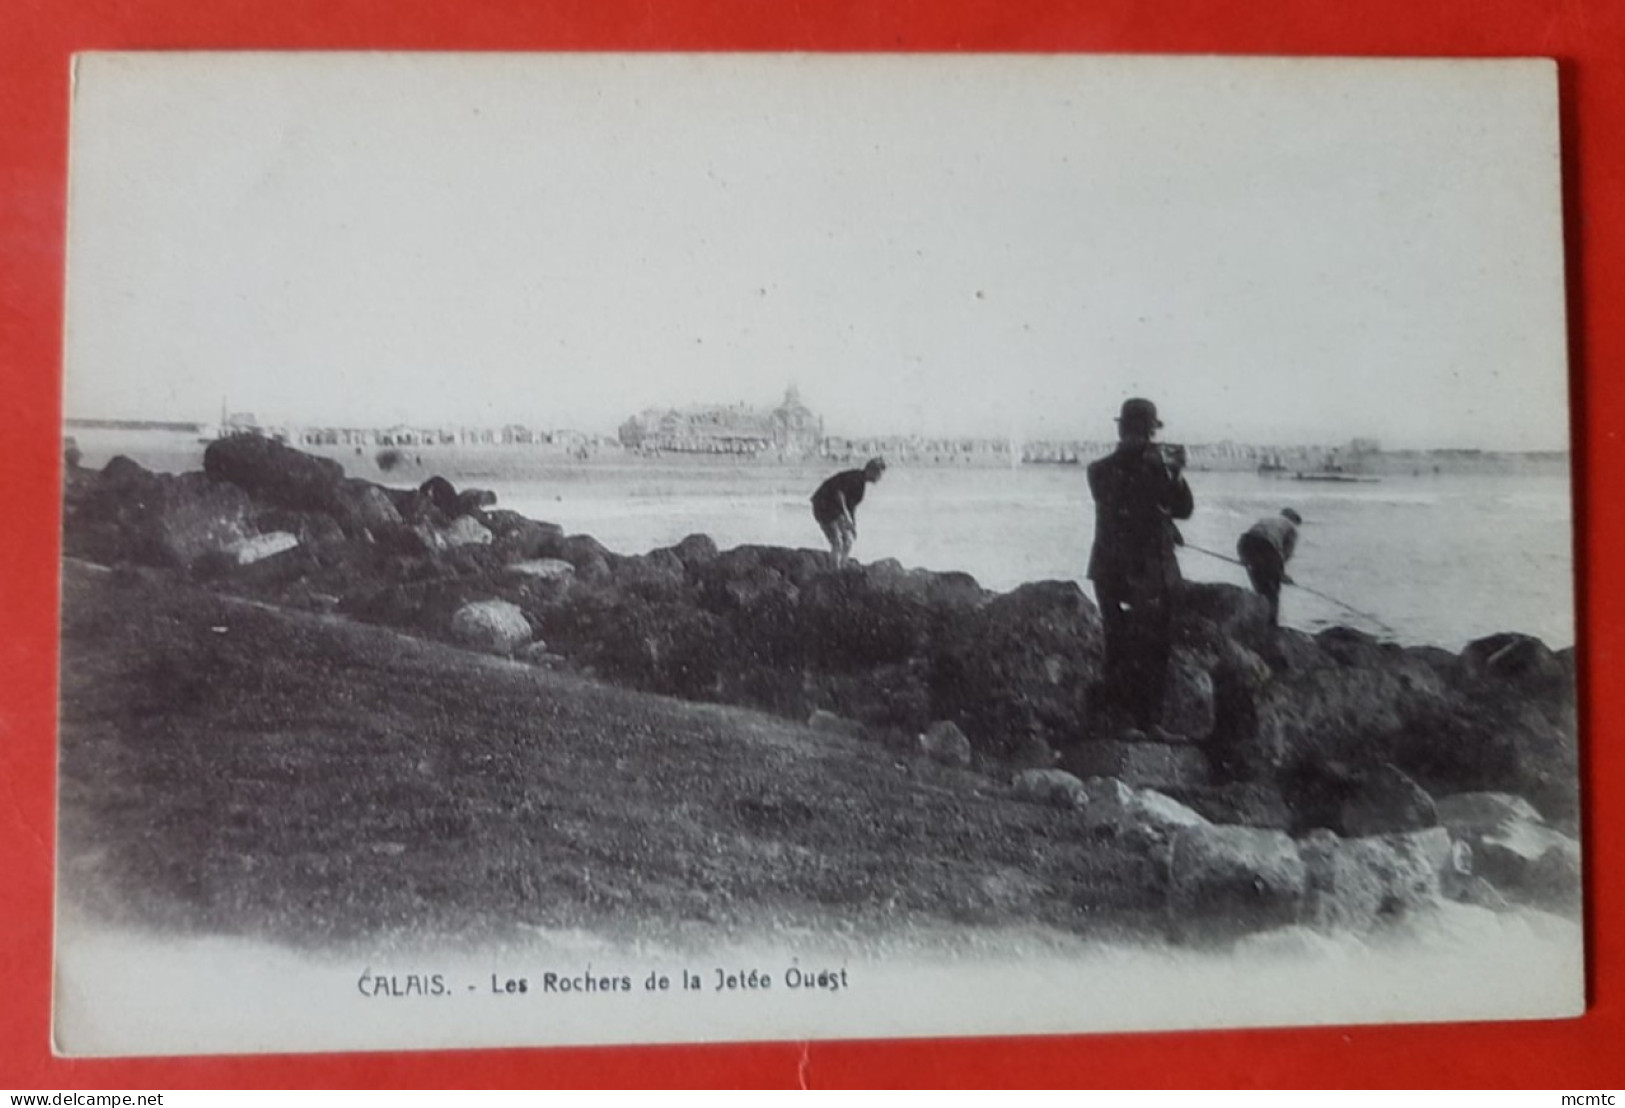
(2, 0, 1620, 1089)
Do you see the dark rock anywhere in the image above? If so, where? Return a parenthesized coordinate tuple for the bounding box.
(797, 569, 939, 674)
(67, 460, 258, 568)
(1314, 625, 1394, 669)
(1062, 739, 1210, 790)
(558, 534, 615, 579)
(488, 514, 565, 561)
(1174, 581, 1274, 656)
(1246, 648, 1450, 786)
(99, 454, 154, 490)
(929, 579, 1101, 757)
(713, 565, 796, 616)
(1460, 633, 1565, 685)
(1162, 650, 1216, 742)
(332, 478, 403, 534)
(371, 522, 440, 558)
(614, 549, 689, 601)
(534, 594, 737, 700)
(1339, 762, 1437, 837)
(866, 559, 986, 609)
(455, 488, 498, 515)
(418, 475, 462, 517)
(812, 664, 934, 733)
(204, 434, 345, 514)
(1157, 782, 1294, 829)
(671, 533, 720, 571)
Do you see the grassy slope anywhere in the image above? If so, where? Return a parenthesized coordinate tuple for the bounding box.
(57, 562, 1161, 952)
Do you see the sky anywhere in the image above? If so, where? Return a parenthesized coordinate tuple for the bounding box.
(62, 53, 1570, 450)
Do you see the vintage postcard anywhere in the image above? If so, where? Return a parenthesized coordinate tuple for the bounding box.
(55, 53, 1580, 1057)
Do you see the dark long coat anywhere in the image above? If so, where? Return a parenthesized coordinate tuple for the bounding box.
(1086, 442, 1194, 594)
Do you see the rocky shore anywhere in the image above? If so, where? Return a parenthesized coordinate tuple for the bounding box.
(59, 435, 1583, 944)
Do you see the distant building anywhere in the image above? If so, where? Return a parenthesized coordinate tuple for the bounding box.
(768, 386, 822, 455)
(620, 386, 823, 457)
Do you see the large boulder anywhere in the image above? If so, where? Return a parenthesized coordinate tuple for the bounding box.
(1339, 762, 1438, 837)
(418, 475, 462, 517)
(558, 534, 615, 581)
(537, 594, 738, 700)
(1459, 632, 1566, 686)
(1174, 581, 1275, 658)
(670, 533, 720, 571)
(1166, 825, 1307, 942)
(449, 599, 532, 654)
(1297, 827, 1451, 933)
(1465, 817, 1582, 912)
(865, 559, 986, 610)
(203, 434, 346, 514)
(798, 569, 940, 673)
(928, 579, 1102, 756)
(332, 478, 403, 534)
(66, 459, 259, 568)
(1161, 650, 1216, 741)
(456, 487, 498, 515)
(614, 549, 689, 601)
(1247, 651, 1449, 782)
(488, 513, 565, 562)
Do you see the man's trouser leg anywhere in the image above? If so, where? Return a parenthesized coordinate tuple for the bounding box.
(1093, 578, 1132, 728)
(1094, 576, 1170, 732)
(1239, 536, 1285, 627)
(1124, 589, 1172, 731)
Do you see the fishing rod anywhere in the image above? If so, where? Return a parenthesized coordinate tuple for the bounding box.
(1181, 541, 1399, 637)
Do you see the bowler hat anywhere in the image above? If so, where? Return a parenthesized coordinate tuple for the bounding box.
(1117, 397, 1162, 430)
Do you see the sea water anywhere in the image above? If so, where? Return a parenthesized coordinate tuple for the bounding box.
(68, 432, 1577, 651)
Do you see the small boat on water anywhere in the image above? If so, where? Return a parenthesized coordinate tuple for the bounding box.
(1291, 448, 1381, 483)
(1293, 471, 1382, 483)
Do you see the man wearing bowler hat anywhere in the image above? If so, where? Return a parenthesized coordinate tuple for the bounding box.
(1086, 398, 1195, 736)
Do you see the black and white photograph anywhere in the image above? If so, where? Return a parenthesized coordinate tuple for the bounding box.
(54, 53, 1581, 1056)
